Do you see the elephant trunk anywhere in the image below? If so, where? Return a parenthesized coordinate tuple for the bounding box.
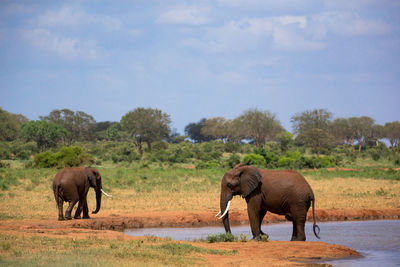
(92, 181, 102, 214)
(220, 191, 233, 233)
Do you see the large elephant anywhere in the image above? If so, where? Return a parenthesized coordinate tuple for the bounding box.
(53, 167, 111, 221)
(217, 164, 320, 241)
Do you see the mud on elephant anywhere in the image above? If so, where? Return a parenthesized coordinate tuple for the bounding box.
(217, 164, 320, 241)
(53, 167, 112, 221)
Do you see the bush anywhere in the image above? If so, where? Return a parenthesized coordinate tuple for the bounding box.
(242, 153, 266, 167)
(34, 146, 94, 168)
(206, 233, 237, 243)
(225, 154, 241, 168)
(313, 156, 336, 168)
(264, 152, 280, 168)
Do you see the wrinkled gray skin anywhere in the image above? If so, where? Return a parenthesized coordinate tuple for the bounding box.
(53, 167, 102, 221)
(220, 164, 320, 241)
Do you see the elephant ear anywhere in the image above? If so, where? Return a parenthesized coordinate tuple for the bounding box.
(238, 166, 261, 198)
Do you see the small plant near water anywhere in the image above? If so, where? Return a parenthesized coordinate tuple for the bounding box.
(206, 233, 237, 243)
(239, 233, 248, 242)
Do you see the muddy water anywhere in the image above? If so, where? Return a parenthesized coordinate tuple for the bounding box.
(124, 220, 400, 266)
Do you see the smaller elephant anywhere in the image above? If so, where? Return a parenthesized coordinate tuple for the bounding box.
(216, 164, 320, 241)
(53, 167, 111, 221)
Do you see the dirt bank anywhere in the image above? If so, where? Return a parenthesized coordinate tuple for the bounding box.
(1, 208, 398, 266)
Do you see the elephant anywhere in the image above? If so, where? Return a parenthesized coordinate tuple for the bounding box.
(216, 164, 320, 241)
(53, 167, 111, 221)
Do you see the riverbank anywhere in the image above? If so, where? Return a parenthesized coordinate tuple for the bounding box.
(1, 209, 398, 266)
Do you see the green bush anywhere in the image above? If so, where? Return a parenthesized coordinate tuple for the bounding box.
(242, 153, 266, 167)
(226, 154, 241, 168)
(34, 146, 94, 168)
(313, 156, 336, 168)
(277, 157, 295, 169)
(264, 152, 280, 168)
(206, 233, 237, 243)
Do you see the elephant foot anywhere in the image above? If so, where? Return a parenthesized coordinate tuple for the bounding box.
(291, 236, 306, 241)
(58, 217, 65, 221)
(74, 215, 81, 219)
(65, 215, 72, 220)
(82, 215, 90, 219)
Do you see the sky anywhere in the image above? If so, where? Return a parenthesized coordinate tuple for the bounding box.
(0, 0, 399, 134)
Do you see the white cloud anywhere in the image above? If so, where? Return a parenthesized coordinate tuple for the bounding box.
(157, 6, 210, 25)
(182, 15, 322, 53)
(310, 12, 389, 38)
(21, 28, 97, 60)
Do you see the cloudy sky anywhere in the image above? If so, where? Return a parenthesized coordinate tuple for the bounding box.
(0, 0, 399, 133)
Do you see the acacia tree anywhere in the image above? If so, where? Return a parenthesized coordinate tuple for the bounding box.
(40, 109, 96, 144)
(291, 109, 333, 155)
(201, 117, 230, 141)
(348, 116, 376, 152)
(384, 121, 400, 147)
(234, 109, 283, 147)
(120, 107, 171, 155)
(21, 121, 68, 151)
(184, 118, 213, 143)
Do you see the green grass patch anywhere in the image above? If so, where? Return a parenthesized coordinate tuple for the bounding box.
(0, 233, 234, 266)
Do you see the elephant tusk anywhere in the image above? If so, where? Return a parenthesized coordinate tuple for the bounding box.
(101, 189, 112, 198)
(218, 200, 231, 219)
(215, 211, 221, 217)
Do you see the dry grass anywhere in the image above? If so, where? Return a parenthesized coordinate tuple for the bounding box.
(0, 173, 399, 221)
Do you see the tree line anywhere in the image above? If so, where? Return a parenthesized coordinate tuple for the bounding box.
(0, 107, 399, 156)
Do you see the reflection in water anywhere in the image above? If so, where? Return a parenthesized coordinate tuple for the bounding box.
(125, 220, 400, 266)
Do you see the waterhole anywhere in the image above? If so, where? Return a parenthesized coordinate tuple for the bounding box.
(125, 220, 400, 266)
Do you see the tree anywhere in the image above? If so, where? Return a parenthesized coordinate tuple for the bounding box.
(0, 108, 28, 141)
(201, 117, 230, 141)
(234, 108, 283, 147)
(384, 121, 400, 147)
(120, 107, 171, 155)
(296, 128, 333, 156)
(348, 116, 375, 152)
(105, 123, 121, 141)
(276, 131, 294, 153)
(291, 109, 333, 156)
(41, 109, 96, 144)
(329, 118, 352, 145)
(291, 109, 332, 134)
(184, 119, 213, 143)
(21, 121, 68, 151)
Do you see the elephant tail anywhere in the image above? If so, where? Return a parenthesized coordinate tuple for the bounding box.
(53, 183, 63, 206)
(311, 196, 320, 239)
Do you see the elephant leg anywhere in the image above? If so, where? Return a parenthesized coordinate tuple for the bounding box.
(290, 208, 307, 241)
(286, 214, 298, 241)
(57, 198, 64, 221)
(82, 199, 90, 219)
(65, 200, 78, 220)
(74, 201, 83, 219)
(247, 206, 262, 239)
(259, 209, 267, 236)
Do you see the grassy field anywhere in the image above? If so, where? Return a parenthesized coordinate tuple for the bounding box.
(0, 163, 399, 220)
(0, 163, 399, 266)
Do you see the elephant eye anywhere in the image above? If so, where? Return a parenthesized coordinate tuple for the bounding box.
(227, 183, 234, 189)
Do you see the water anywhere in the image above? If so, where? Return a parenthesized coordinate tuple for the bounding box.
(124, 220, 400, 266)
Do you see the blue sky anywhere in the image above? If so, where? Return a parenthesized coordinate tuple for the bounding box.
(0, 0, 399, 133)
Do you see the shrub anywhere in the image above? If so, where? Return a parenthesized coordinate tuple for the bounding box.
(206, 233, 237, 243)
(34, 146, 94, 168)
(313, 156, 336, 168)
(242, 153, 266, 167)
(226, 154, 241, 168)
(264, 152, 280, 168)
